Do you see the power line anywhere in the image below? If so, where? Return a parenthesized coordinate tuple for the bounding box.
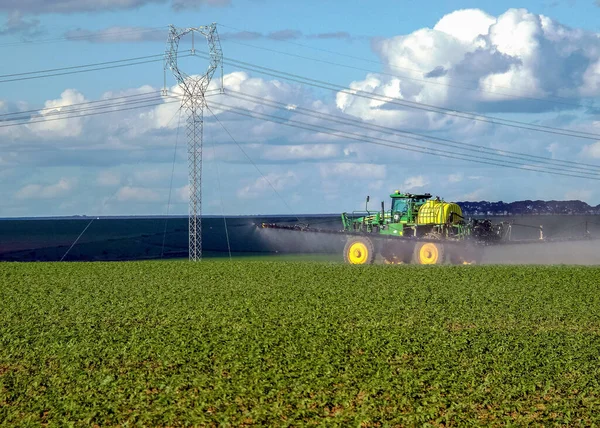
(0, 98, 181, 129)
(1, 94, 170, 124)
(221, 38, 593, 111)
(0, 91, 163, 119)
(0, 92, 225, 129)
(217, 23, 591, 108)
(59, 218, 95, 262)
(218, 55, 600, 140)
(59, 103, 184, 262)
(206, 116, 232, 259)
(207, 99, 600, 181)
(0, 53, 192, 84)
(161, 108, 183, 260)
(226, 90, 600, 174)
(0, 52, 169, 79)
(0, 89, 219, 120)
(0, 95, 179, 125)
(197, 52, 600, 141)
(206, 104, 301, 221)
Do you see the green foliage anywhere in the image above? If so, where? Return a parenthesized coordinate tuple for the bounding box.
(1, 261, 600, 425)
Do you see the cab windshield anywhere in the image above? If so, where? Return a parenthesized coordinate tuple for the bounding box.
(391, 198, 408, 215)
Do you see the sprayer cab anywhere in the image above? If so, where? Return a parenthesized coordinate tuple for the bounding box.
(389, 191, 432, 224)
(342, 190, 468, 238)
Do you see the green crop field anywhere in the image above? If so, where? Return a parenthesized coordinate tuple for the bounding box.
(2, 262, 600, 426)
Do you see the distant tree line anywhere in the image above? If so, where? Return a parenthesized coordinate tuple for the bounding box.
(457, 200, 600, 216)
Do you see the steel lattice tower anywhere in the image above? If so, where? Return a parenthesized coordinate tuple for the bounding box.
(164, 24, 223, 261)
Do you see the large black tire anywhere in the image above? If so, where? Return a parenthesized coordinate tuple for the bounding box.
(448, 243, 483, 265)
(344, 237, 375, 265)
(413, 241, 446, 265)
(380, 241, 413, 264)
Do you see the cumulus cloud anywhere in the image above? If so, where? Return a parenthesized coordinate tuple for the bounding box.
(26, 89, 87, 138)
(4, 8, 600, 216)
(15, 178, 76, 200)
(340, 7, 600, 131)
(150, 71, 311, 146)
(434, 9, 496, 43)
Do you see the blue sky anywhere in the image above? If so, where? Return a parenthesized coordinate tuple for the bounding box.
(1, 0, 600, 216)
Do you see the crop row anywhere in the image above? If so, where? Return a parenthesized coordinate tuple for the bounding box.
(1, 261, 600, 425)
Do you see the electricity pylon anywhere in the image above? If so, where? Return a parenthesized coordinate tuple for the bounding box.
(164, 24, 223, 261)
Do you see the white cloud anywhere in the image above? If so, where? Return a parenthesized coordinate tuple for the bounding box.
(15, 178, 75, 200)
(237, 172, 297, 199)
(403, 175, 428, 191)
(27, 89, 86, 138)
(4, 8, 600, 217)
(155, 71, 308, 140)
(433, 9, 496, 43)
(582, 141, 600, 159)
(96, 170, 121, 187)
(339, 7, 600, 130)
(262, 144, 340, 161)
(116, 186, 161, 202)
(176, 184, 189, 203)
(447, 173, 463, 183)
(133, 169, 171, 184)
(320, 163, 386, 179)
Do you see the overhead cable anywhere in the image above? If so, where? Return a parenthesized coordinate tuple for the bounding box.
(0, 91, 164, 119)
(196, 52, 600, 141)
(206, 104, 301, 221)
(227, 90, 600, 174)
(0, 98, 181, 129)
(0, 92, 224, 128)
(207, 99, 600, 181)
(0, 55, 190, 84)
(1, 94, 170, 124)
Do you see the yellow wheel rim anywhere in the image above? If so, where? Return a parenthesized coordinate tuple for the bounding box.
(419, 243, 439, 264)
(348, 242, 369, 264)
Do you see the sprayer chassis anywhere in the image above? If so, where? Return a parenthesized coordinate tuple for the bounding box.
(259, 222, 486, 265)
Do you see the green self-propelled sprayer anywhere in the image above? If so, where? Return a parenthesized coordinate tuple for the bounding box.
(261, 190, 543, 265)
